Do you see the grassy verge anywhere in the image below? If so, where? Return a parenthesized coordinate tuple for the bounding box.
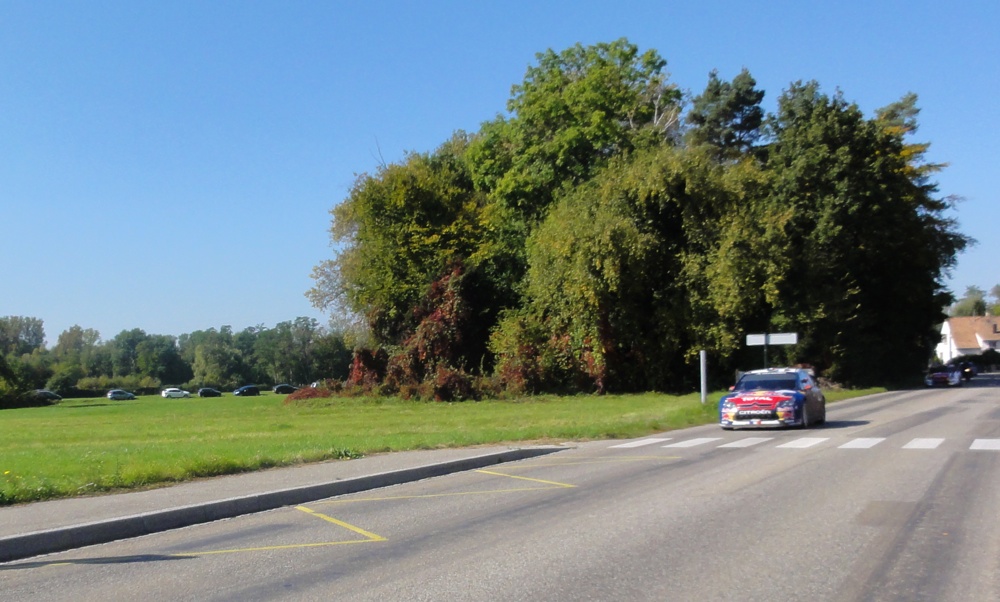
(0, 388, 882, 505)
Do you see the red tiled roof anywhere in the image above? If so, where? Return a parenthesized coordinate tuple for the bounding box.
(948, 316, 1000, 350)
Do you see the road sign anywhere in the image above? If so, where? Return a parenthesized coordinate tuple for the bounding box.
(745, 332, 798, 368)
(746, 332, 798, 346)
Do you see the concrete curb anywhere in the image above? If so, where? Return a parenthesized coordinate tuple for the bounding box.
(0, 446, 564, 563)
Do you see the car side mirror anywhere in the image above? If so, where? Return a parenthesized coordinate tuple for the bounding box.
(728, 386, 735, 391)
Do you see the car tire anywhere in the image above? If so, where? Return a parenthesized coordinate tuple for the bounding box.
(800, 404, 811, 428)
(817, 402, 826, 425)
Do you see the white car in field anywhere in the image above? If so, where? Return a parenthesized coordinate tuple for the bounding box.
(161, 387, 191, 398)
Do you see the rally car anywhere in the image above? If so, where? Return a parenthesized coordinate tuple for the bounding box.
(924, 365, 963, 387)
(719, 368, 826, 429)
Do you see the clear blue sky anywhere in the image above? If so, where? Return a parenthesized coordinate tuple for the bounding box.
(2, 1, 996, 345)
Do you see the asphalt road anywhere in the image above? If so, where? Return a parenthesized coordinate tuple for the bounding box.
(3, 377, 1000, 601)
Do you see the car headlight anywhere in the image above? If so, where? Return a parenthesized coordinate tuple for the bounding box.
(721, 399, 737, 410)
(776, 398, 797, 409)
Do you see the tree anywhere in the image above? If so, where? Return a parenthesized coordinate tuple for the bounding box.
(312, 330, 352, 381)
(761, 83, 968, 385)
(136, 335, 190, 384)
(184, 326, 252, 387)
(492, 144, 765, 392)
(950, 285, 988, 316)
(686, 68, 766, 160)
(108, 329, 148, 377)
(309, 135, 486, 346)
(467, 38, 682, 225)
(53, 326, 101, 363)
(307, 40, 971, 394)
(0, 316, 46, 357)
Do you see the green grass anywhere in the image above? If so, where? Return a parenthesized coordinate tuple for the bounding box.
(0, 387, 882, 505)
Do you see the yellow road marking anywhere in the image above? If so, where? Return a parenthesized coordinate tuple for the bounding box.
(295, 505, 386, 541)
(182, 539, 380, 556)
(473, 469, 575, 488)
(499, 456, 679, 467)
(316, 486, 566, 505)
(171, 505, 386, 556)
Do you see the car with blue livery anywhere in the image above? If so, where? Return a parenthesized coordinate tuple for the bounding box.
(924, 365, 963, 387)
(719, 368, 826, 430)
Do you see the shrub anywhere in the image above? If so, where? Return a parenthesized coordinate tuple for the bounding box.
(284, 387, 333, 404)
(432, 365, 475, 401)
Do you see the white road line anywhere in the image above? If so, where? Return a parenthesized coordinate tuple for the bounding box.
(663, 437, 723, 448)
(775, 437, 828, 449)
(718, 437, 773, 448)
(838, 438, 885, 449)
(903, 438, 944, 449)
(970, 439, 1000, 451)
(609, 438, 671, 448)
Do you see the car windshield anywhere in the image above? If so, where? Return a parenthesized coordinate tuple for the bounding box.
(735, 377, 798, 392)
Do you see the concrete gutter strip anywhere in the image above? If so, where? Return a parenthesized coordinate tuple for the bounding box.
(0, 446, 564, 563)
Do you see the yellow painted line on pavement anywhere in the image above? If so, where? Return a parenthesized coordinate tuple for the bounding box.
(182, 538, 380, 556)
(295, 505, 387, 541)
(473, 469, 576, 488)
(500, 456, 680, 467)
(172, 505, 386, 556)
(316, 486, 567, 505)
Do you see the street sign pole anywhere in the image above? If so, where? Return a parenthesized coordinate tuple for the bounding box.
(699, 350, 707, 404)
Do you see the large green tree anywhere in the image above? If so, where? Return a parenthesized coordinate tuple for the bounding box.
(309, 39, 969, 394)
(760, 83, 968, 384)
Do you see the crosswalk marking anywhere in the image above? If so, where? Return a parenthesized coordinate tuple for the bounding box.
(718, 437, 773, 448)
(970, 439, 1000, 451)
(663, 437, 722, 448)
(775, 437, 829, 449)
(903, 438, 944, 449)
(839, 438, 885, 449)
(607, 436, 1000, 451)
(609, 438, 671, 448)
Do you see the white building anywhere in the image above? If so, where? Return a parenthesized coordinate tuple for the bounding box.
(936, 316, 1000, 363)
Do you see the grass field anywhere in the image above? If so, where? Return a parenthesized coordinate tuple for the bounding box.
(0, 388, 882, 505)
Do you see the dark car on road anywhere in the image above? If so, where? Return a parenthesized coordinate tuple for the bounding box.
(197, 388, 223, 397)
(107, 389, 137, 401)
(273, 384, 298, 394)
(233, 385, 260, 397)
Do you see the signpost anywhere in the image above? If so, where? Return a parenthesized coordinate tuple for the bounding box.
(746, 332, 798, 368)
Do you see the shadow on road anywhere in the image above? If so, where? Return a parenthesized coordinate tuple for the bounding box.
(0, 554, 194, 571)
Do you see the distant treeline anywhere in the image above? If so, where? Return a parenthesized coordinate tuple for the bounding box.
(0, 315, 352, 401)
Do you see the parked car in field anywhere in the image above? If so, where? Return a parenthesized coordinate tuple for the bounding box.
(197, 387, 223, 397)
(925, 365, 963, 387)
(273, 384, 298, 394)
(30, 389, 62, 402)
(107, 389, 136, 401)
(233, 385, 260, 396)
(719, 368, 826, 429)
(161, 387, 191, 398)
